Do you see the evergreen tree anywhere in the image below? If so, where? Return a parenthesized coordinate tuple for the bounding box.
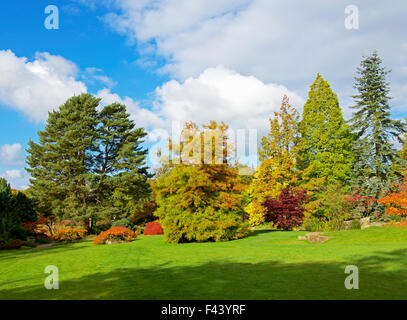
(26, 94, 151, 230)
(299, 73, 353, 184)
(94, 102, 152, 221)
(0, 178, 37, 245)
(401, 133, 407, 161)
(349, 51, 406, 204)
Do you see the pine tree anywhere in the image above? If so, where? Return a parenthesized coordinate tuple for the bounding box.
(95, 102, 152, 220)
(350, 51, 406, 204)
(26, 94, 151, 230)
(299, 73, 353, 184)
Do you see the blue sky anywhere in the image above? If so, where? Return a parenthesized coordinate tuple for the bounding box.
(0, 0, 406, 189)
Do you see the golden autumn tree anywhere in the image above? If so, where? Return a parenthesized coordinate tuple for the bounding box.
(152, 120, 250, 243)
(246, 95, 303, 226)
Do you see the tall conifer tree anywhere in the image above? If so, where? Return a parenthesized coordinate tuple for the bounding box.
(26, 94, 151, 229)
(299, 73, 353, 185)
(349, 52, 406, 201)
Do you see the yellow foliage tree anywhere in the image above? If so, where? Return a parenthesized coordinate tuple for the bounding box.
(246, 95, 302, 226)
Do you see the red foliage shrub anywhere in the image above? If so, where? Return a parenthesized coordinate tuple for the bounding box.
(264, 187, 308, 230)
(144, 221, 163, 235)
(20, 217, 50, 237)
(345, 188, 379, 217)
(1, 240, 22, 250)
(93, 226, 137, 245)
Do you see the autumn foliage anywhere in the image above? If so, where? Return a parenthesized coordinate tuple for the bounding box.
(379, 171, 407, 216)
(93, 226, 137, 245)
(20, 217, 50, 237)
(144, 221, 163, 235)
(52, 227, 87, 241)
(264, 187, 308, 230)
(154, 164, 249, 243)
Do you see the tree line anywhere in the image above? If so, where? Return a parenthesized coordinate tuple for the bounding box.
(1, 51, 406, 245)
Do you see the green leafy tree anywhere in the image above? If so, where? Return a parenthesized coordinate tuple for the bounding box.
(349, 51, 406, 208)
(26, 94, 151, 231)
(299, 73, 353, 184)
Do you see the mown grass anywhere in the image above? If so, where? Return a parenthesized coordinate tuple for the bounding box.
(1, 226, 407, 299)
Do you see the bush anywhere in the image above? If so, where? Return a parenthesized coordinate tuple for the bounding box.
(112, 218, 131, 228)
(35, 236, 52, 244)
(301, 184, 353, 232)
(20, 217, 50, 237)
(350, 219, 361, 230)
(52, 227, 87, 241)
(144, 221, 163, 235)
(153, 164, 250, 243)
(20, 240, 37, 248)
(93, 226, 137, 245)
(92, 220, 112, 234)
(379, 171, 407, 217)
(264, 187, 308, 230)
(0, 239, 22, 250)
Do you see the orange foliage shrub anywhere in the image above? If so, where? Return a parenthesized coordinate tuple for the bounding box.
(379, 171, 407, 217)
(93, 226, 137, 245)
(52, 227, 87, 241)
(20, 217, 50, 237)
(383, 221, 407, 228)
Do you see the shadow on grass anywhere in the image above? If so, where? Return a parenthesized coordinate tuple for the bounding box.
(0, 240, 90, 262)
(1, 248, 407, 300)
(245, 229, 277, 238)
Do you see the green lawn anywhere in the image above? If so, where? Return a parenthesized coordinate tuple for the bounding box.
(1, 226, 407, 299)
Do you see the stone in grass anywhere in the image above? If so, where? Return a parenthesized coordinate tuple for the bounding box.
(298, 232, 331, 243)
(105, 240, 128, 245)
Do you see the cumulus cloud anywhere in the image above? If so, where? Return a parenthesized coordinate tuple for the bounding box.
(0, 169, 29, 190)
(0, 144, 25, 166)
(153, 66, 304, 135)
(0, 50, 87, 122)
(85, 67, 117, 88)
(98, 66, 303, 146)
(3, 169, 22, 179)
(97, 88, 166, 133)
(101, 0, 407, 115)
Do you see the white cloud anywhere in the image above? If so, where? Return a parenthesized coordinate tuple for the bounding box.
(99, 66, 303, 143)
(97, 88, 166, 133)
(101, 0, 407, 115)
(0, 144, 25, 166)
(85, 67, 117, 88)
(0, 169, 29, 190)
(0, 50, 87, 122)
(153, 66, 303, 133)
(3, 169, 22, 179)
